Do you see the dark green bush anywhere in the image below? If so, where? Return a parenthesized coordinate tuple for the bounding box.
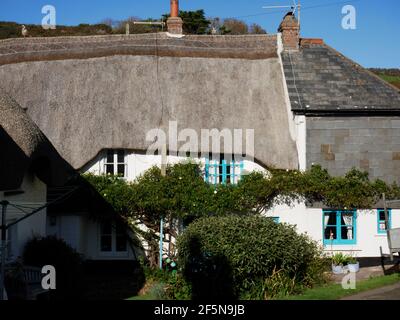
(177, 215, 326, 300)
(23, 236, 84, 300)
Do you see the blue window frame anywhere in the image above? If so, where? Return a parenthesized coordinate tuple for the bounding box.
(205, 157, 244, 185)
(272, 217, 280, 223)
(377, 209, 391, 234)
(323, 210, 357, 245)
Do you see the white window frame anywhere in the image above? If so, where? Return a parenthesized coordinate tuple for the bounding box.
(98, 221, 129, 257)
(102, 149, 128, 178)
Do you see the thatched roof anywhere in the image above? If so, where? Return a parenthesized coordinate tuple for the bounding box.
(0, 88, 75, 190)
(0, 33, 277, 64)
(0, 34, 299, 170)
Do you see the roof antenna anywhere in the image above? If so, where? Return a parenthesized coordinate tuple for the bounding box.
(262, 0, 301, 27)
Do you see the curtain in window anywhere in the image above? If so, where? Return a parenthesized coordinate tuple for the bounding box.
(324, 213, 334, 240)
(342, 213, 353, 240)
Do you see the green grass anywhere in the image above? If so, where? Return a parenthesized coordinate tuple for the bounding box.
(281, 273, 400, 300)
(126, 281, 168, 300)
(376, 74, 400, 89)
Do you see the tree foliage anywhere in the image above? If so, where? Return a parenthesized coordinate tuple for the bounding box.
(84, 162, 400, 268)
(162, 10, 210, 35)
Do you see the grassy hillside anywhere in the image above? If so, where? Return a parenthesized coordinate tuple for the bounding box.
(369, 68, 400, 90)
(0, 21, 113, 39)
(0, 21, 161, 39)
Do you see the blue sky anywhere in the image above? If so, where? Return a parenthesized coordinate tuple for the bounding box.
(1, 0, 398, 68)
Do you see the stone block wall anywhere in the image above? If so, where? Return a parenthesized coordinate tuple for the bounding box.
(307, 117, 400, 183)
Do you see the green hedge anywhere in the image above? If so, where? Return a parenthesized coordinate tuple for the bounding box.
(23, 236, 84, 300)
(177, 215, 326, 299)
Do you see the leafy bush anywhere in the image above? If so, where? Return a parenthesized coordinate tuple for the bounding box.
(23, 236, 84, 300)
(139, 261, 191, 300)
(331, 253, 358, 266)
(177, 215, 326, 300)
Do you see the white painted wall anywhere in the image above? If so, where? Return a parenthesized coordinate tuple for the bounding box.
(1, 173, 47, 260)
(265, 204, 400, 258)
(47, 214, 137, 260)
(83, 150, 266, 183)
(83, 149, 398, 258)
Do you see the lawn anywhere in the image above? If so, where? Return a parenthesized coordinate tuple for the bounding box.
(280, 273, 400, 300)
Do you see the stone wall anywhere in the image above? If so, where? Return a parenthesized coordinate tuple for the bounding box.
(307, 116, 400, 183)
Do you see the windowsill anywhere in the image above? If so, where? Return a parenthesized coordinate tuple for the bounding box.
(323, 242, 357, 246)
(99, 251, 129, 257)
(375, 233, 388, 237)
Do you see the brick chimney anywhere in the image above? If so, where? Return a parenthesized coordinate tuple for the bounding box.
(278, 12, 300, 51)
(167, 0, 183, 35)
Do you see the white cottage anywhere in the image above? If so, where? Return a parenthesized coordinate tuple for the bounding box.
(0, 13, 399, 261)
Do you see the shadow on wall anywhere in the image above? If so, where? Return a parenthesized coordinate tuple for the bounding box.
(183, 236, 235, 300)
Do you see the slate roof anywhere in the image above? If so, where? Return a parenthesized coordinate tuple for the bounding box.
(282, 42, 400, 115)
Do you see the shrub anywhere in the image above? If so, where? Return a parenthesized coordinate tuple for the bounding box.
(23, 236, 84, 300)
(177, 215, 326, 299)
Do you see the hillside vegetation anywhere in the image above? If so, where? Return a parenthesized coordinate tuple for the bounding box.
(0, 21, 114, 39)
(369, 68, 400, 90)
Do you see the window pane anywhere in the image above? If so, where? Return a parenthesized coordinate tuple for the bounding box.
(115, 222, 125, 234)
(379, 211, 386, 221)
(101, 222, 112, 235)
(106, 150, 114, 163)
(105, 164, 114, 175)
(101, 235, 112, 252)
(341, 225, 354, 240)
(325, 212, 336, 226)
(117, 150, 125, 163)
(341, 213, 354, 226)
(117, 164, 125, 176)
(379, 222, 387, 232)
(324, 226, 337, 240)
(116, 235, 127, 252)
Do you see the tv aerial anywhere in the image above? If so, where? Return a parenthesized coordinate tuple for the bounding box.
(262, 0, 301, 27)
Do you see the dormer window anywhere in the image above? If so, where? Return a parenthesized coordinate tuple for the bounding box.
(103, 149, 127, 178)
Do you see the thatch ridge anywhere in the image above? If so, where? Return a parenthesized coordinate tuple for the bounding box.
(0, 33, 278, 65)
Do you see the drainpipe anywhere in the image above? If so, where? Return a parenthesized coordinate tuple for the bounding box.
(0, 200, 9, 301)
(159, 144, 167, 269)
(159, 217, 164, 270)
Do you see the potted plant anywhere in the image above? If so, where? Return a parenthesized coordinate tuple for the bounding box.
(347, 256, 360, 273)
(331, 252, 347, 274)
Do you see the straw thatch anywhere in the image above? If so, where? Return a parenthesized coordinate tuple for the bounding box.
(0, 34, 298, 170)
(0, 88, 75, 190)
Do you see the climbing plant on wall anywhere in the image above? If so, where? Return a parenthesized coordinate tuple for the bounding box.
(84, 161, 400, 267)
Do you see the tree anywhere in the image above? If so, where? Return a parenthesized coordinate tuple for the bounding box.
(249, 23, 267, 34)
(84, 162, 400, 268)
(164, 10, 210, 34)
(221, 18, 248, 35)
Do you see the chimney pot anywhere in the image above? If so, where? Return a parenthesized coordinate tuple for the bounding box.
(167, 0, 183, 34)
(171, 0, 179, 17)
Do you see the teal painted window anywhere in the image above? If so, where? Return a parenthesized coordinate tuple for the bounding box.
(323, 210, 357, 245)
(272, 217, 280, 223)
(205, 155, 244, 185)
(377, 209, 392, 234)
